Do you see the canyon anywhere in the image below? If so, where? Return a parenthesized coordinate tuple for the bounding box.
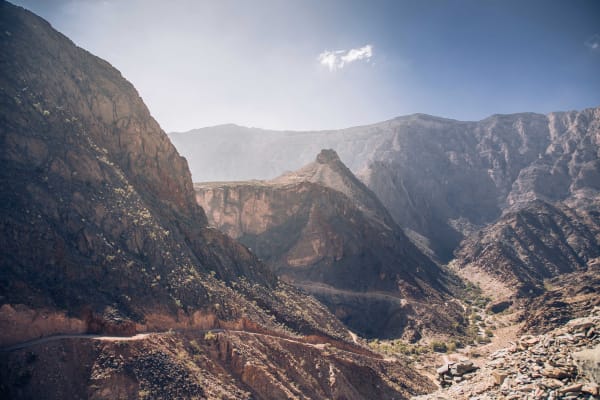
(195, 149, 464, 340)
(1, 0, 599, 399)
(172, 106, 600, 262)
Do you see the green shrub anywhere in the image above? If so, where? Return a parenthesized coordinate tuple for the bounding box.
(476, 335, 491, 344)
(447, 341, 457, 352)
(430, 341, 447, 353)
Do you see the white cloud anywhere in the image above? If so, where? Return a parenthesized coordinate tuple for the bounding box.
(341, 45, 373, 64)
(318, 44, 373, 71)
(585, 34, 600, 52)
(318, 51, 338, 71)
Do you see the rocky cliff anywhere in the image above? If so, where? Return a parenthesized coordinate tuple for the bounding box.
(0, 0, 276, 336)
(0, 2, 431, 398)
(195, 150, 464, 340)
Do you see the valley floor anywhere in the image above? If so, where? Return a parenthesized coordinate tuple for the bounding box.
(410, 267, 600, 399)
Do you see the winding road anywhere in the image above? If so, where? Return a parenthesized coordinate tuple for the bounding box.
(0, 332, 160, 352)
(0, 328, 389, 362)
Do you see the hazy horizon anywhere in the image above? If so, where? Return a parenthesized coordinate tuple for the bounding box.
(11, 0, 600, 132)
(170, 104, 600, 134)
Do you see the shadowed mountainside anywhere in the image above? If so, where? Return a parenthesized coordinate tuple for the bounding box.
(195, 150, 465, 340)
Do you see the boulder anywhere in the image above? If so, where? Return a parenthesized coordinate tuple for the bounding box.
(492, 371, 508, 385)
(573, 344, 600, 383)
(450, 360, 476, 376)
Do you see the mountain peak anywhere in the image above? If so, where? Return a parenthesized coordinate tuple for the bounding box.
(270, 150, 397, 230)
(316, 149, 341, 164)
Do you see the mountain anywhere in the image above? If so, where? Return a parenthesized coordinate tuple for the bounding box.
(195, 150, 464, 340)
(452, 198, 600, 299)
(170, 108, 600, 261)
(0, 2, 433, 398)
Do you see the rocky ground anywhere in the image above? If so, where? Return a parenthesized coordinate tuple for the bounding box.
(414, 310, 600, 399)
(416, 264, 600, 400)
(408, 264, 600, 400)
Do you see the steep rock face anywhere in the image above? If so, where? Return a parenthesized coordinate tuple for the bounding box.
(171, 109, 600, 261)
(196, 150, 464, 339)
(0, 0, 280, 333)
(452, 199, 600, 299)
(0, 4, 431, 399)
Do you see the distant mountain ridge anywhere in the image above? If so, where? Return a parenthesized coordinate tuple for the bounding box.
(170, 106, 600, 261)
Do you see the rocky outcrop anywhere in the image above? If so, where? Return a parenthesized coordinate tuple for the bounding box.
(520, 264, 600, 335)
(0, 0, 294, 338)
(0, 3, 432, 398)
(196, 150, 464, 339)
(452, 199, 600, 299)
(436, 359, 478, 387)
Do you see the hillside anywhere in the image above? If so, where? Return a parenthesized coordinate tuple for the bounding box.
(453, 199, 600, 299)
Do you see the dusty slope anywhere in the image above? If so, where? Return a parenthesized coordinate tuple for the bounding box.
(1, 329, 434, 400)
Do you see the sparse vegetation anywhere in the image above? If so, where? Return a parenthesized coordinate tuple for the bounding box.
(543, 279, 556, 291)
(476, 335, 491, 344)
(368, 338, 429, 356)
(430, 341, 448, 353)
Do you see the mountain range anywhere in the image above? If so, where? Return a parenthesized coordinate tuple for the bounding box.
(171, 108, 600, 262)
(1, 0, 599, 399)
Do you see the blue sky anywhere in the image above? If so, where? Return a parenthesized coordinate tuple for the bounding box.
(12, 0, 600, 131)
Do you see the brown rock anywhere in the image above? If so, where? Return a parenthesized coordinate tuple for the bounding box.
(558, 383, 583, 394)
(492, 371, 508, 385)
(450, 361, 476, 376)
(520, 336, 540, 347)
(573, 344, 600, 383)
(542, 366, 573, 379)
(540, 378, 564, 389)
(437, 364, 450, 375)
(567, 317, 595, 332)
(582, 383, 599, 396)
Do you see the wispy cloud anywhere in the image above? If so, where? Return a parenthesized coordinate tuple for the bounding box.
(318, 45, 373, 71)
(585, 34, 600, 52)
